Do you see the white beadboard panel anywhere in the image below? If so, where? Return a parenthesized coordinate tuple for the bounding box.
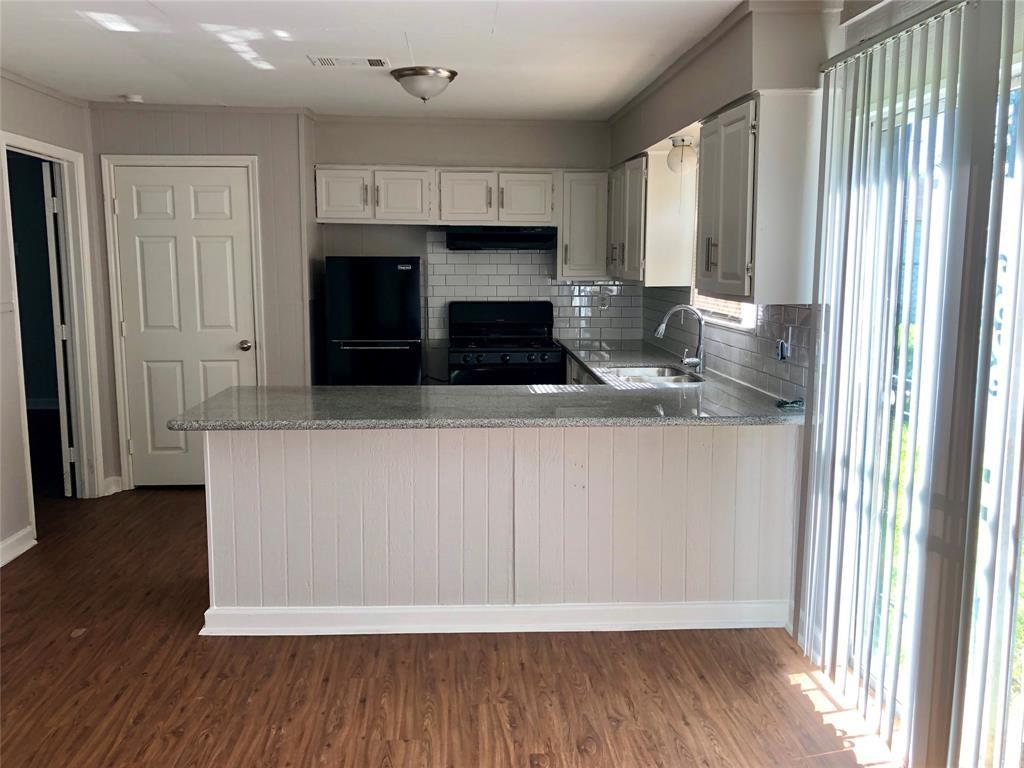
(509, 425, 801, 607)
(202, 425, 800, 617)
(205, 428, 517, 608)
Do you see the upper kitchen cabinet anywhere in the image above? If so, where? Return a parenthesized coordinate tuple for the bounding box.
(439, 171, 498, 221)
(696, 91, 821, 304)
(373, 169, 433, 221)
(557, 172, 608, 280)
(498, 172, 553, 223)
(316, 167, 373, 220)
(316, 166, 433, 222)
(604, 154, 694, 287)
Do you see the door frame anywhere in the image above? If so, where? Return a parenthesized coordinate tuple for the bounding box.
(1, 131, 105, 499)
(101, 155, 265, 490)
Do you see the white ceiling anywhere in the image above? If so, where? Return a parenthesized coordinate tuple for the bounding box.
(0, 1, 738, 120)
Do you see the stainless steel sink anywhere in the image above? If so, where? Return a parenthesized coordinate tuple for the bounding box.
(601, 365, 704, 385)
(609, 366, 690, 377)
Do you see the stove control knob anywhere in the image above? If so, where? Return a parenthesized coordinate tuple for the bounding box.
(500, 353, 511, 364)
(540, 352, 550, 362)
(462, 353, 472, 364)
(526, 353, 537, 362)
(476, 353, 485, 363)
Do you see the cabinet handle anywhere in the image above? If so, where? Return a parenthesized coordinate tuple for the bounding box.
(704, 236, 712, 272)
(375, 185, 381, 207)
(362, 183, 369, 206)
(710, 240, 719, 267)
(563, 243, 569, 265)
(499, 187, 505, 209)
(486, 186, 492, 209)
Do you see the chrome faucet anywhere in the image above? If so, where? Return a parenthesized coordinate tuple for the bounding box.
(654, 304, 705, 374)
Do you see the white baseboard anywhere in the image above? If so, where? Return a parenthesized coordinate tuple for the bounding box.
(200, 600, 790, 636)
(0, 526, 37, 567)
(100, 476, 123, 496)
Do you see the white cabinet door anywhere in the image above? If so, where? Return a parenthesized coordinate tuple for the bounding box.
(558, 172, 608, 279)
(620, 156, 647, 282)
(715, 101, 755, 297)
(373, 169, 433, 221)
(317, 168, 372, 219)
(696, 117, 722, 294)
(439, 171, 497, 222)
(498, 172, 553, 222)
(114, 165, 257, 485)
(607, 166, 625, 278)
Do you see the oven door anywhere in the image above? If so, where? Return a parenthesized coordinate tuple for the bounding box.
(448, 363, 564, 386)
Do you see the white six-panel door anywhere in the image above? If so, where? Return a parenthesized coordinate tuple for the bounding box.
(114, 165, 257, 485)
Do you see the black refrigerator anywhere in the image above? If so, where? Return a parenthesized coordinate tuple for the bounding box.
(325, 256, 422, 385)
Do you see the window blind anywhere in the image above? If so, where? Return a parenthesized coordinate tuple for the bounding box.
(797, 2, 1007, 764)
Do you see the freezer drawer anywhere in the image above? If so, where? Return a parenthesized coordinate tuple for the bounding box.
(327, 341, 422, 385)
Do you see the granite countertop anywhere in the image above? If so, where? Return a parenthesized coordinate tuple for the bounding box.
(169, 343, 803, 431)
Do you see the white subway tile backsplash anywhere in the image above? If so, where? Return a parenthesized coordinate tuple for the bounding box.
(643, 285, 812, 401)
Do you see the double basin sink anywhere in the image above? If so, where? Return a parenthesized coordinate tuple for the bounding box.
(595, 365, 704, 387)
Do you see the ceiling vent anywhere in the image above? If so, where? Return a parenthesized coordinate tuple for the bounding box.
(306, 55, 390, 69)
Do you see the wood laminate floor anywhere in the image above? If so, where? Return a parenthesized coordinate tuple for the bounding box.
(1, 489, 894, 767)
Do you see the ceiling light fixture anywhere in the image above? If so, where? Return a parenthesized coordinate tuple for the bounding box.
(390, 66, 458, 102)
(666, 136, 695, 173)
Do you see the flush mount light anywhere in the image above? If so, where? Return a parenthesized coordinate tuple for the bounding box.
(390, 66, 457, 102)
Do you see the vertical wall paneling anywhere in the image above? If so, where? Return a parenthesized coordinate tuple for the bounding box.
(659, 427, 688, 602)
(708, 427, 739, 601)
(309, 430, 339, 605)
(231, 432, 262, 605)
(486, 430, 514, 605)
(684, 428, 713, 601)
(336, 428, 363, 604)
(256, 431, 287, 606)
(436, 429, 464, 604)
(461, 430, 489, 604)
(386, 430, 416, 606)
(411, 430, 439, 605)
(562, 428, 590, 603)
(611, 428, 639, 601)
(636, 427, 665, 601)
(205, 432, 236, 605)
(513, 429, 541, 604)
(734, 427, 764, 600)
(361, 431, 389, 605)
(282, 431, 312, 604)
(586, 428, 615, 603)
(201, 425, 799, 614)
(538, 428, 566, 603)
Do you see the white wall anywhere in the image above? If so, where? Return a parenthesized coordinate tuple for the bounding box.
(316, 116, 609, 168)
(609, 5, 834, 165)
(0, 70, 112, 505)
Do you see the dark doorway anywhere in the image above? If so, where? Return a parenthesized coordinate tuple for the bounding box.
(7, 149, 75, 499)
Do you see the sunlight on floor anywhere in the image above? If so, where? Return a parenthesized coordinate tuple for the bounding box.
(790, 670, 902, 767)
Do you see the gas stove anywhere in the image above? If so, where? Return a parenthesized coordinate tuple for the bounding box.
(447, 301, 564, 385)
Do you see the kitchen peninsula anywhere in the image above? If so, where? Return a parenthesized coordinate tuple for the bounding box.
(170, 357, 803, 637)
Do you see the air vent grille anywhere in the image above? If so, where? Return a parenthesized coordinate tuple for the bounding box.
(306, 55, 391, 69)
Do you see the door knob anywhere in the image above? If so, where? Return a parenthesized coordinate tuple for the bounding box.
(238, 339, 253, 351)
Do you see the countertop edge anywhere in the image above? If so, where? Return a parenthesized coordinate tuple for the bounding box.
(169, 412, 803, 431)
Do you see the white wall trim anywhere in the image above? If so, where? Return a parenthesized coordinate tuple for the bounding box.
(200, 600, 790, 636)
(0, 526, 37, 567)
(100, 154, 266, 489)
(3, 131, 105, 499)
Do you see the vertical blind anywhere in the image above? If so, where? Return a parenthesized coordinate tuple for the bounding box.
(958, 2, 1024, 765)
(798, 1, 1012, 764)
